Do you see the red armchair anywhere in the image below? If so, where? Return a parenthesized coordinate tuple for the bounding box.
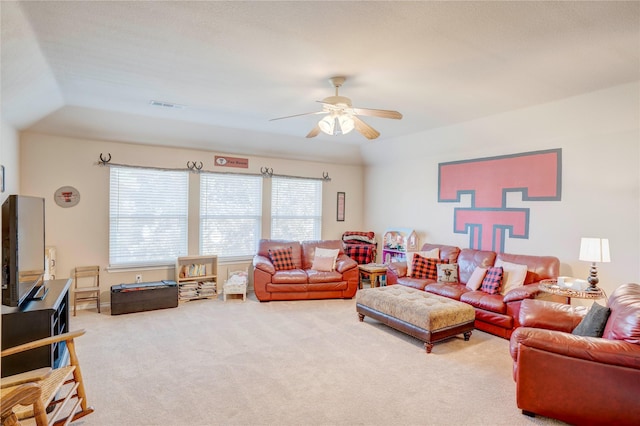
(509, 283, 640, 425)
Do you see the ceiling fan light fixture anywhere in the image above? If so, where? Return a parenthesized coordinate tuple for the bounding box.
(318, 113, 354, 136)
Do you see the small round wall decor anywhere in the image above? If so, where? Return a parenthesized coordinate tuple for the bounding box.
(54, 186, 80, 208)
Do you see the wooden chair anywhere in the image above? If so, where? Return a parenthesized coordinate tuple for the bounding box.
(73, 266, 100, 316)
(0, 330, 94, 425)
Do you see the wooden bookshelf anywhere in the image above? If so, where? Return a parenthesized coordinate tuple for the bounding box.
(175, 255, 218, 302)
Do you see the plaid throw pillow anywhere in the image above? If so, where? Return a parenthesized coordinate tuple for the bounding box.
(480, 266, 504, 295)
(268, 247, 296, 271)
(411, 255, 448, 280)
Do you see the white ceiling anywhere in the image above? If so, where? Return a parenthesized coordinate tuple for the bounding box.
(2, 1, 639, 165)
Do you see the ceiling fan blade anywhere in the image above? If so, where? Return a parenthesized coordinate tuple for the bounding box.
(352, 116, 380, 140)
(352, 107, 402, 120)
(269, 111, 325, 121)
(306, 125, 321, 138)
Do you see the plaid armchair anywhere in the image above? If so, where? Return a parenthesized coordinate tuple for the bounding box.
(342, 231, 377, 265)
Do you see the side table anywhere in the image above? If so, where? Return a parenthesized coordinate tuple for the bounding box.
(358, 263, 388, 289)
(539, 279, 605, 304)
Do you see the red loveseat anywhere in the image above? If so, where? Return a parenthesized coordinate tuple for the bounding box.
(386, 243, 560, 338)
(253, 239, 359, 302)
(509, 283, 640, 425)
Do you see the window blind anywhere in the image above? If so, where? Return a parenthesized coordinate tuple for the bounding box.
(200, 173, 262, 258)
(109, 167, 189, 267)
(271, 177, 322, 241)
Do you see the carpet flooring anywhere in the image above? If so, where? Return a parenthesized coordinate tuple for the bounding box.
(69, 293, 565, 426)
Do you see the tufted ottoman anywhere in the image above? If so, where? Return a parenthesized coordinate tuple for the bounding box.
(356, 285, 475, 353)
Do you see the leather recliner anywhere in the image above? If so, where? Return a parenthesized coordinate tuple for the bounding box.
(509, 283, 640, 425)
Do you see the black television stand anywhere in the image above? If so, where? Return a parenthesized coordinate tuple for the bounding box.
(1, 278, 71, 377)
(29, 284, 49, 301)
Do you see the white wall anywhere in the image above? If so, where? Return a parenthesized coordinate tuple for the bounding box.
(19, 133, 365, 301)
(0, 119, 20, 198)
(362, 82, 640, 302)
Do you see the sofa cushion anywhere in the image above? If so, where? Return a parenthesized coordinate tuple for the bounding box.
(396, 277, 435, 291)
(572, 301, 611, 337)
(466, 267, 487, 291)
(269, 247, 296, 271)
(306, 269, 343, 283)
(311, 248, 340, 271)
(412, 255, 448, 280)
(437, 263, 459, 282)
(406, 248, 439, 276)
(481, 266, 504, 295)
(496, 252, 559, 284)
(495, 259, 528, 295)
(457, 249, 496, 285)
(461, 290, 507, 314)
(271, 269, 308, 283)
(424, 282, 469, 300)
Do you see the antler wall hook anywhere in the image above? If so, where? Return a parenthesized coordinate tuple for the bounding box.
(187, 161, 203, 171)
(260, 167, 273, 177)
(99, 153, 112, 165)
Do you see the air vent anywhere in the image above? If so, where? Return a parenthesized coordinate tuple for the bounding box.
(149, 100, 187, 110)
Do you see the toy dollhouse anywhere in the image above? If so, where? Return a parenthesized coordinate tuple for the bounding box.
(382, 228, 418, 263)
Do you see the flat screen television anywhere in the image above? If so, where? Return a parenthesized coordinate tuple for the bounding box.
(2, 195, 46, 307)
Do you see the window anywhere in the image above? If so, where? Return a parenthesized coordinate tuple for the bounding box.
(271, 177, 322, 241)
(109, 167, 188, 267)
(200, 173, 262, 258)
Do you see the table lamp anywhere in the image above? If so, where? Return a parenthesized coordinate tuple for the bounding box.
(579, 237, 610, 292)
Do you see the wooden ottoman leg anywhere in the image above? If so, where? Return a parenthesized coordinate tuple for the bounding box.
(464, 330, 472, 341)
(424, 342, 434, 354)
(358, 313, 365, 322)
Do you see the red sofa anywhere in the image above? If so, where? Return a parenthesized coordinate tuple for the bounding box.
(509, 283, 640, 425)
(253, 239, 359, 302)
(386, 243, 560, 338)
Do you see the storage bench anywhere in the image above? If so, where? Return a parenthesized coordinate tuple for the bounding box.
(110, 281, 178, 315)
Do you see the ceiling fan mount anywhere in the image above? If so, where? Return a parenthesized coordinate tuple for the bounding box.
(270, 76, 402, 140)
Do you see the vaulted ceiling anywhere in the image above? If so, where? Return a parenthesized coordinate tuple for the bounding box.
(2, 1, 638, 165)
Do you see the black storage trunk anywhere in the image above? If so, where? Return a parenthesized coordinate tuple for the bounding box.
(110, 281, 178, 315)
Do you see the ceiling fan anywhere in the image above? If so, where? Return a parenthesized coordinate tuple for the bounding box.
(270, 76, 402, 140)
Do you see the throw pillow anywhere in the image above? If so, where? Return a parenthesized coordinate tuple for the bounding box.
(466, 267, 487, 291)
(495, 259, 528, 295)
(268, 247, 296, 271)
(572, 302, 611, 337)
(311, 255, 335, 272)
(314, 248, 340, 270)
(480, 266, 504, 295)
(411, 254, 448, 280)
(437, 263, 459, 283)
(406, 248, 440, 276)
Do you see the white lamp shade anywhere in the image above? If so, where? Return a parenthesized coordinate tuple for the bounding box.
(338, 115, 355, 134)
(579, 237, 611, 263)
(318, 113, 354, 136)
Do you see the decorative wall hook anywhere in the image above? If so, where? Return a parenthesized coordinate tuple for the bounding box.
(322, 172, 330, 181)
(260, 167, 273, 177)
(99, 153, 112, 165)
(187, 161, 203, 171)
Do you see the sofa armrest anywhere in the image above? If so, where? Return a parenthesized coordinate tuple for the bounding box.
(511, 327, 640, 370)
(387, 261, 407, 278)
(518, 299, 586, 332)
(253, 255, 275, 275)
(335, 255, 357, 273)
(503, 283, 543, 303)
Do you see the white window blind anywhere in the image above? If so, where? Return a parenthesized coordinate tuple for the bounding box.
(271, 177, 322, 241)
(200, 173, 262, 258)
(109, 167, 189, 267)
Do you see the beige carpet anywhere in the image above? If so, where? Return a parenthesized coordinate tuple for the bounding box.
(69, 293, 564, 426)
